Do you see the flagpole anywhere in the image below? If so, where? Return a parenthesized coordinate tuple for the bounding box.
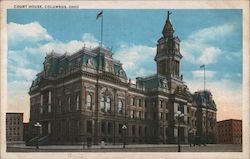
(101, 13, 103, 48)
(202, 64, 208, 144)
(204, 65, 206, 91)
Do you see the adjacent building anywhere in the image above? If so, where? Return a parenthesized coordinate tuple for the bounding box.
(6, 113, 24, 142)
(28, 12, 216, 145)
(193, 91, 217, 143)
(217, 119, 242, 144)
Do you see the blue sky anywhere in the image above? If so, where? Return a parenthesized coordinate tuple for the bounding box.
(7, 9, 242, 121)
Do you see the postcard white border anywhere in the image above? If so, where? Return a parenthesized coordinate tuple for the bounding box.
(0, 1, 249, 159)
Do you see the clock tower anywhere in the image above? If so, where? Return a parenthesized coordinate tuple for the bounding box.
(155, 11, 182, 80)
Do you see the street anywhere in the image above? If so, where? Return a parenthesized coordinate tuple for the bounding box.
(7, 144, 242, 152)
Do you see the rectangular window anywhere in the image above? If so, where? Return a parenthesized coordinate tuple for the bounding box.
(132, 125, 136, 136)
(160, 127, 163, 136)
(108, 122, 112, 134)
(101, 122, 106, 134)
(101, 96, 111, 113)
(119, 124, 123, 135)
(76, 95, 79, 110)
(139, 126, 142, 137)
(145, 112, 147, 120)
(130, 110, 133, 118)
(159, 100, 162, 108)
(145, 127, 147, 136)
(159, 112, 162, 120)
(130, 110, 135, 119)
(139, 111, 142, 119)
(87, 120, 92, 133)
(138, 99, 142, 107)
(117, 99, 123, 114)
(58, 98, 62, 113)
(68, 97, 71, 112)
(130, 97, 134, 106)
(86, 94, 92, 110)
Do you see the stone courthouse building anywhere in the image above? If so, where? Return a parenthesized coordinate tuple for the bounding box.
(29, 13, 216, 145)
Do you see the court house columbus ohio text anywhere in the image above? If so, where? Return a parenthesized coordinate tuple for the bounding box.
(28, 12, 217, 145)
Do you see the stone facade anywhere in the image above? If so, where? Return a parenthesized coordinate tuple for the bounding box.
(193, 91, 217, 143)
(6, 113, 23, 142)
(28, 13, 216, 145)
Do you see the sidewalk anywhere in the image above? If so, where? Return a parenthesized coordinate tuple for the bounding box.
(8, 144, 191, 150)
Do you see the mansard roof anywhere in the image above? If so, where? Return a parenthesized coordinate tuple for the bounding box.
(134, 74, 168, 92)
(31, 46, 127, 88)
(193, 90, 217, 110)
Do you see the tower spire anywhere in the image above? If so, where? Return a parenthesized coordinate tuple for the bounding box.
(162, 11, 174, 38)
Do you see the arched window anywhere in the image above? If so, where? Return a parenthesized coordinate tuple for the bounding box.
(76, 95, 79, 110)
(68, 97, 71, 112)
(86, 94, 92, 110)
(101, 96, 105, 112)
(117, 99, 123, 114)
(100, 96, 111, 113)
(105, 97, 111, 112)
(58, 98, 61, 113)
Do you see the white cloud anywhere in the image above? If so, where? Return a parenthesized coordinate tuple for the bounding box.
(192, 70, 216, 78)
(114, 44, 156, 79)
(8, 22, 53, 45)
(8, 50, 29, 67)
(189, 23, 234, 43)
(22, 33, 100, 56)
(181, 23, 234, 65)
(197, 47, 222, 64)
(27, 40, 84, 55)
(8, 65, 38, 81)
(82, 33, 99, 48)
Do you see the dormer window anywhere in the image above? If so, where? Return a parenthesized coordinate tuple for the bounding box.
(44, 63, 50, 77)
(175, 43, 180, 51)
(105, 61, 109, 72)
(87, 58, 94, 68)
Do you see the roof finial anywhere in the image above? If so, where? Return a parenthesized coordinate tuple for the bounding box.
(167, 11, 172, 20)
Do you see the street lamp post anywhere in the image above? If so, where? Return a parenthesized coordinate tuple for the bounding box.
(122, 124, 127, 148)
(189, 129, 194, 147)
(34, 122, 42, 149)
(175, 111, 184, 152)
